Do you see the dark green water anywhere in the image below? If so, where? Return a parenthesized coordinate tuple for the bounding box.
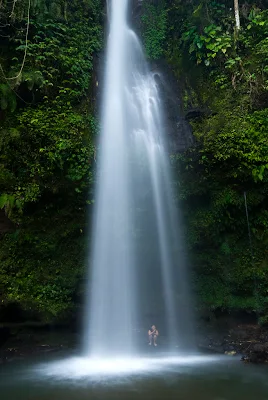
(0, 354, 267, 400)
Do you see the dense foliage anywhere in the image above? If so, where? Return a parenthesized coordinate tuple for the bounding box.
(1, 0, 268, 325)
(0, 0, 103, 320)
(141, 0, 168, 59)
(142, 0, 268, 322)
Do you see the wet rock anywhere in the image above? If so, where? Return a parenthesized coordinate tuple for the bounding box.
(225, 351, 236, 356)
(247, 342, 268, 363)
(0, 327, 79, 364)
(196, 316, 268, 363)
(152, 61, 194, 152)
(241, 354, 250, 362)
(0, 326, 11, 346)
(185, 108, 211, 120)
(0, 210, 14, 235)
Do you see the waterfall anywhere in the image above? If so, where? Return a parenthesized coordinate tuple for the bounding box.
(84, 0, 193, 357)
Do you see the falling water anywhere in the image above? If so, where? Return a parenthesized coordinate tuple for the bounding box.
(84, 0, 193, 357)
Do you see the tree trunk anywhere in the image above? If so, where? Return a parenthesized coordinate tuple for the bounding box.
(234, 0, 240, 30)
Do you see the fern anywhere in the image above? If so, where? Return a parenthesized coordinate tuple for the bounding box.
(0, 194, 16, 217)
(20, 70, 45, 90)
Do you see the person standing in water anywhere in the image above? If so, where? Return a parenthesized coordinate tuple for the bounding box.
(148, 325, 159, 346)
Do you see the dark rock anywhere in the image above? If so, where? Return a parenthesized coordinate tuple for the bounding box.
(185, 108, 212, 120)
(196, 314, 268, 364)
(0, 210, 14, 235)
(151, 61, 194, 153)
(0, 326, 11, 347)
(252, 343, 268, 352)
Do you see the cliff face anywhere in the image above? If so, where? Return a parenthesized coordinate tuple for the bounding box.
(151, 60, 194, 153)
(1, 0, 267, 329)
(130, 0, 194, 153)
(135, 0, 268, 326)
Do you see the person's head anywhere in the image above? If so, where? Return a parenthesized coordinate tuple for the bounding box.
(152, 325, 156, 330)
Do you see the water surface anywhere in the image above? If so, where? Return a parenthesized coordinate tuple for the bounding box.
(1, 354, 267, 400)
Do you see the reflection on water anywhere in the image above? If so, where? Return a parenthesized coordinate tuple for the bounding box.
(0, 354, 268, 400)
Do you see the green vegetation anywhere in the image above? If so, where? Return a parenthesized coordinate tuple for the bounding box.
(1, 0, 268, 324)
(0, 0, 103, 320)
(161, 0, 268, 322)
(141, 0, 168, 59)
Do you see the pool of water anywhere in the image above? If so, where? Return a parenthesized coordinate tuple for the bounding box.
(0, 353, 267, 400)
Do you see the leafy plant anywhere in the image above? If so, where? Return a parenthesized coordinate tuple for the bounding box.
(141, 0, 168, 60)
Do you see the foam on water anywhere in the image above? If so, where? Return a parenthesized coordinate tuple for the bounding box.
(36, 355, 225, 381)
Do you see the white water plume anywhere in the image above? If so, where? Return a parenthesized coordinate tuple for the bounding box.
(84, 0, 193, 357)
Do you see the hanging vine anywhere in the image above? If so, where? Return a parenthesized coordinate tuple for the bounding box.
(0, 0, 31, 81)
